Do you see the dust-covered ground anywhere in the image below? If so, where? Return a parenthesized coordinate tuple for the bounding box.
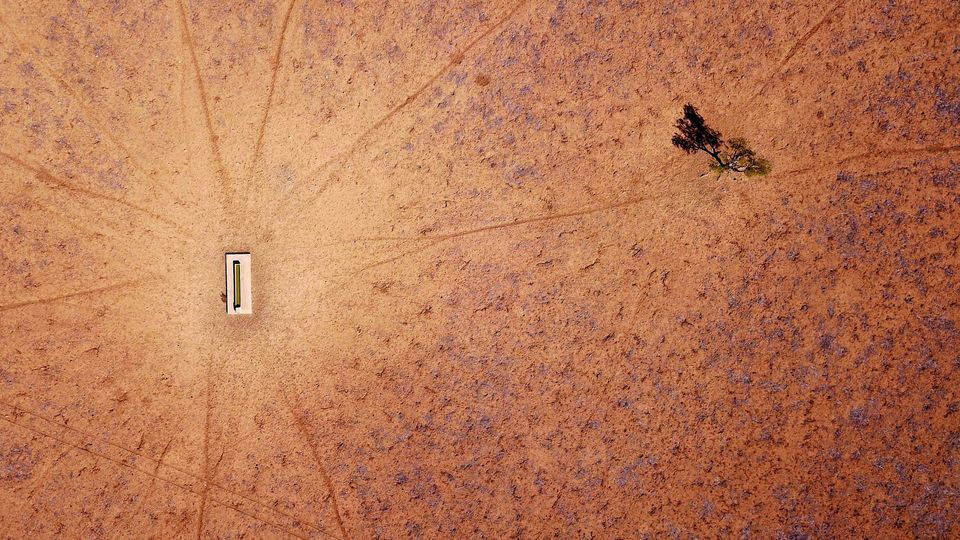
(1, 0, 959, 538)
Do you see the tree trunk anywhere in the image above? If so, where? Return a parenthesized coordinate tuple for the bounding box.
(705, 148, 727, 168)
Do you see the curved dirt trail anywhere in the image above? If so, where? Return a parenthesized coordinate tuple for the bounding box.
(1, 1, 960, 538)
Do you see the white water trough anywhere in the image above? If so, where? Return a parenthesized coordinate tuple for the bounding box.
(225, 253, 252, 315)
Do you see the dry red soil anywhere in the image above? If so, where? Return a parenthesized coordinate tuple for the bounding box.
(2, 0, 960, 538)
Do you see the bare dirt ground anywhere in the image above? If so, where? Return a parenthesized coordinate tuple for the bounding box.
(1, 0, 959, 538)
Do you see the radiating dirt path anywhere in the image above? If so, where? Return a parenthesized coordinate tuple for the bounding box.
(2, 1, 959, 538)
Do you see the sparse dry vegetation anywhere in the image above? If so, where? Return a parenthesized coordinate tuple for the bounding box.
(2, 0, 960, 538)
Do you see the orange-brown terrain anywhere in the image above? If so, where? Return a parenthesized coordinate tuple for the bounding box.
(2, 0, 960, 538)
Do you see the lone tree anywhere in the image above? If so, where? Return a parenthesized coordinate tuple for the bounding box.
(671, 104, 770, 177)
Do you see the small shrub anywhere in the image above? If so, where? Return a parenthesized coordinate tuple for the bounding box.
(671, 104, 771, 177)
